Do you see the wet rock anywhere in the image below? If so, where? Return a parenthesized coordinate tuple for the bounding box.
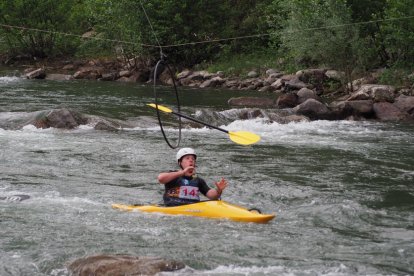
(348, 75, 379, 91)
(347, 84, 396, 103)
(373, 102, 407, 121)
(297, 88, 319, 104)
(178, 71, 212, 86)
(265, 73, 282, 84)
(32, 108, 87, 129)
(398, 88, 413, 96)
(238, 109, 264, 119)
(100, 72, 119, 81)
(270, 79, 284, 90)
(394, 95, 414, 115)
(45, 74, 73, 81)
(268, 113, 310, 124)
(67, 254, 185, 276)
(118, 70, 131, 78)
(372, 87, 395, 102)
(330, 100, 374, 119)
(177, 69, 192, 79)
(283, 114, 310, 123)
(276, 93, 298, 108)
(200, 77, 225, 88)
(296, 69, 327, 92)
(225, 79, 239, 88)
(94, 121, 119, 131)
(188, 71, 210, 81)
(73, 66, 103, 80)
(285, 76, 308, 91)
(347, 91, 371, 101)
(228, 97, 274, 107)
(296, 69, 326, 82)
(293, 99, 330, 120)
(26, 68, 46, 79)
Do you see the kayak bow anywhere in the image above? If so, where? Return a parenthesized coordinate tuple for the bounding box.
(112, 200, 275, 223)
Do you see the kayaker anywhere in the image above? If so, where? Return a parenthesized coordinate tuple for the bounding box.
(157, 147, 228, 206)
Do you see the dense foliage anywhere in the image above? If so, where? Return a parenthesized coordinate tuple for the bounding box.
(0, 0, 413, 75)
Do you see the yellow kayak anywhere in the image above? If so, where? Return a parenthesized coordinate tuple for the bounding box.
(112, 200, 275, 223)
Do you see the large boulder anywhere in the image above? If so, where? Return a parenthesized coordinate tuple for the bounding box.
(330, 100, 374, 119)
(32, 108, 87, 129)
(296, 69, 327, 93)
(394, 95, 414, 115)
(373, 102, 408, 121)
(224, 79, 240, 88)
(26, 68, 46, 79)
(100, 72, 119, 81)
(276, 93, 298, 108)
(176, 69, 192, 79)
(200, 76, 226, 88)
(67, 255, 185, 276)
(348, 84, 396, 102)
(297, 88, 319, 104)
(228, 97, 274, 107)
(284, 75, 308, 91)
(296, 69, 327, 82)
(73, 66, 103, 80)
(293, 99, 330, 120)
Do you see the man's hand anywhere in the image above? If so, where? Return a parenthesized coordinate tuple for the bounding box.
(182, 166, 195, 176)
(215, 178, 228, 193)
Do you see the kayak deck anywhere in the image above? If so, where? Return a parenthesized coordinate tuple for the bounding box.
(112, 200, 275, 223)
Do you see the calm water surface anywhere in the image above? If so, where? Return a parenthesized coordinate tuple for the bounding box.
(0, 75, 413, 275)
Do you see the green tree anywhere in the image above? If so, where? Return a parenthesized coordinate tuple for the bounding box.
(81, 0, 271, 66)
(0, 0, 86, 58)
(275, 0, 370, 89)
(381, 0, 414, 67)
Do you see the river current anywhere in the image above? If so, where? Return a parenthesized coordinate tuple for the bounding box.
(0, 74, 413, 275)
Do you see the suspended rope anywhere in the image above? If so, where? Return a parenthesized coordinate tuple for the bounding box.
(152, 56, 182, 149)
(140, 0, 182, 149)
(1, 15, 413, 49)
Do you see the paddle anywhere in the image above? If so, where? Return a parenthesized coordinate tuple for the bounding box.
(147, 103, 261, 145)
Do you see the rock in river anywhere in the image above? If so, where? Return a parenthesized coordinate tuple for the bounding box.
(67, 254, 185, 276)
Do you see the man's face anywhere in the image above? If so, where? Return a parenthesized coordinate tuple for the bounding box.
(180, 154, 196, 169)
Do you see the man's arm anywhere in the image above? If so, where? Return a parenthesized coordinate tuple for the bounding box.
(158, 166, 194, 184)
(206, 178, 228, 199)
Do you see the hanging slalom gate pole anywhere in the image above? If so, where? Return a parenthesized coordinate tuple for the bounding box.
(140, 0, 182, 149)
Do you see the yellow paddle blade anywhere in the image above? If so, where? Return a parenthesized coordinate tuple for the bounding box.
(147, 103, 172, 113)
(228, 131, 261, 145)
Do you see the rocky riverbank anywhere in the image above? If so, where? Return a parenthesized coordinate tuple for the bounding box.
(15, 58, 414, 123)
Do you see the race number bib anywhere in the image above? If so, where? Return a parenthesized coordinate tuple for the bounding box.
(178, 186, 200, 200)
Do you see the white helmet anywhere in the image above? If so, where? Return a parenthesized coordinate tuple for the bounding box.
(176, 148, 197, 162)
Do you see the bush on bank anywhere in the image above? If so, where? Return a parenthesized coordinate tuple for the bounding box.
(1, 0, 413, 87)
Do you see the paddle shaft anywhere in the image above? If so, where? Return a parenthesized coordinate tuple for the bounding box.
(169, 110, 229, 134)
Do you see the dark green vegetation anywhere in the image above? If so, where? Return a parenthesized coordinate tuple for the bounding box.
(1, 0, 413, 82)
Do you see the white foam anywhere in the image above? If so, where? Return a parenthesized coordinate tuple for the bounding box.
(163, 263, 365, 276)
(0, 76, 21, 83)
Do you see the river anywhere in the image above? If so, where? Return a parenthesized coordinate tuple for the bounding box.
(0, 73, 413, 275)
